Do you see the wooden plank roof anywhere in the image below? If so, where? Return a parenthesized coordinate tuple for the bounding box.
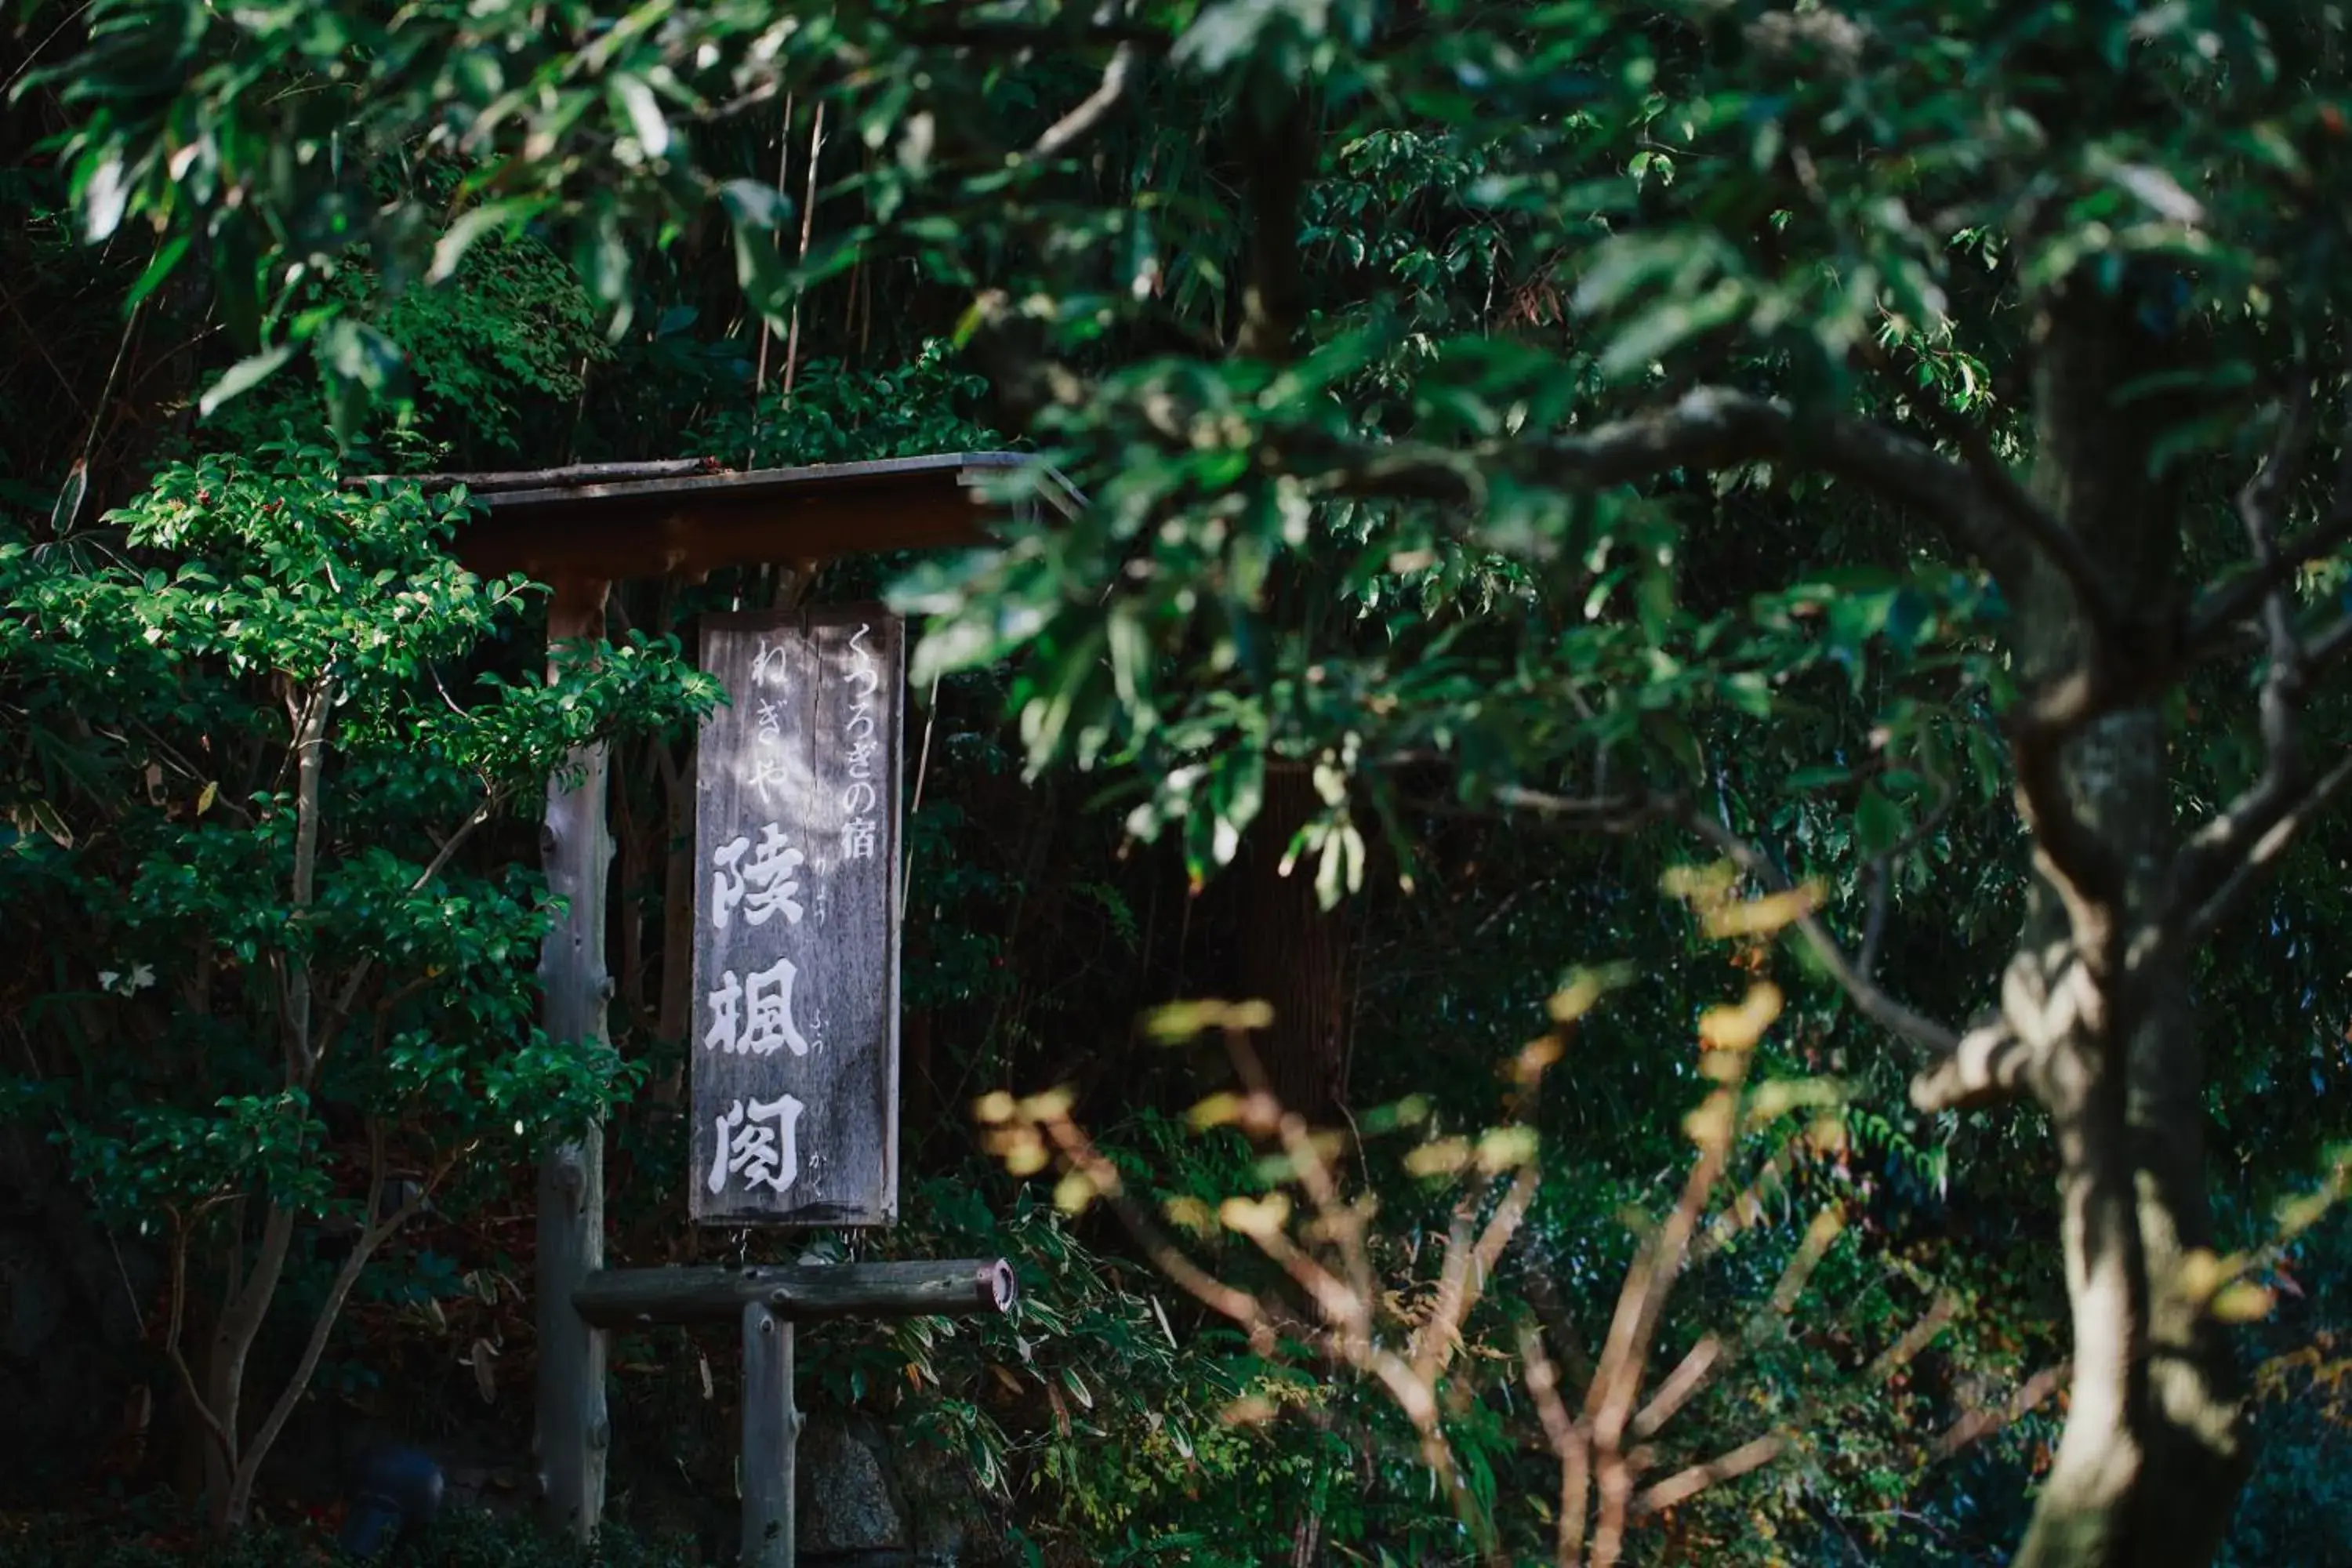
(380, 452, 1074, 582)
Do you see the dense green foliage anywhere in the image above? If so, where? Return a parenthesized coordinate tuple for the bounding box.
(10, 0, 2352, 1564)
(0, 440, 717, 1525)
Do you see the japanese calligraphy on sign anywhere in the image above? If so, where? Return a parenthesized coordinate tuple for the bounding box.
(690, 607, 904, 1226)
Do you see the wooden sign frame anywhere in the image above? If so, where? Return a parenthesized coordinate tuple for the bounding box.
(688, 604, 904, 1228)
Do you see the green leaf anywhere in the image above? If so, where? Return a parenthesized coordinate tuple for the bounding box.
(612, 75, 671, 159)
(76, 154, 129, 243)
(49, 460, 89, 537)
(428, 199, 545, 284)
(317, 318, 405, 442)
(1783, 764, 1853, 793)
(199, 343, 299, 418)
(1643, 712, 1704, 778)
(720, 180, 796, 324)
(1854, 786, 1906, 859)
(125, 234, 192, 311)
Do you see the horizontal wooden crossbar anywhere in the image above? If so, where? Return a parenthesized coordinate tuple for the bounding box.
(574, 1258, 1016, 1327)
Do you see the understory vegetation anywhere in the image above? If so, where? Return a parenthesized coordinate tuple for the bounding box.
(7, 2, 2352, 1565)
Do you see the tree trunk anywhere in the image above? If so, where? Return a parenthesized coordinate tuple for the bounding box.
(172, 1281, 219, 1504)
(2006, 278, 2249, 1568)
(202, 1200, 296, 1534)
(199, 1326, 238, 1526)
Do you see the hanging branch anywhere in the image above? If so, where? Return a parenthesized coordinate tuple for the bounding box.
(780, 98, 828, 408)
(749, 89, 797, 457)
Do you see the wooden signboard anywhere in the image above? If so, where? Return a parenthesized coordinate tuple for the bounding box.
(690, 605, 903, 1226)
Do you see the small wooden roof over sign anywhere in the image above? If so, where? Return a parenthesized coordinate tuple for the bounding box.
(384, 451, 1073, 582)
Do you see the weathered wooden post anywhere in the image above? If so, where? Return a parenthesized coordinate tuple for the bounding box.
(537, 574, 612, 1539)
(739, 1304, 795, 1568)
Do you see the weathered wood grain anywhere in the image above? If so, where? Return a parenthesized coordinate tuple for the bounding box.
(535, 576, 613, 1541)
(740, 1303, 798, 1568)
(347, 457, 723, 492)
(573, 1259, 1018, 1327)
(689, 606, 903, 1226)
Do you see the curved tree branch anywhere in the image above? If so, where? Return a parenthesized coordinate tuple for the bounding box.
(1860, 771, 1957, 978)
(1855, 337, 2118, 627)
(1909, 1017, 2031, 1112)
(1310, 387, 2052, 596)
(2172, 751, 2352, 945)
(1491, 782, 1965, 1058)
(2005, 691, 2132, 929)
(1027, 42, 1138, 160)
(2186, 374, 2352, 655)
(1673, 801, 1963, 1056)
(2162, 371, 2352, 946)
(227, 1125, 447, 1526)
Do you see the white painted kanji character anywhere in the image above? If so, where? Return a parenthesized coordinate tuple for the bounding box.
(710, 825, 801, 928)
(710, 835, 750, 927)
(707, 1094, 807, 1196)
(842, 818, 878, 861)
(742, 956, 811, 1057)
(703, 969, 742, 1053)
(739, 823, 805, 927)
(703, 960, 811, 1056)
